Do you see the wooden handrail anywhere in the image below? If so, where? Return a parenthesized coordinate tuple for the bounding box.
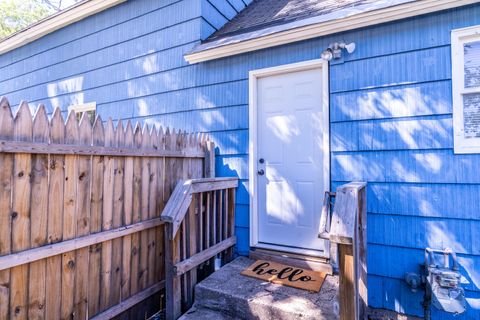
(163, 176, 238, 320)
(161, 177, 238, 239)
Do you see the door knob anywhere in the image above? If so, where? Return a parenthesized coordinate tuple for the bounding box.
(257, 169, 265, 176)
(259, 158, 265, 164)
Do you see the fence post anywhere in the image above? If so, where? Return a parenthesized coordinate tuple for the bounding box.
(332, 183, 367, 320)
(204, 141, 215, 178)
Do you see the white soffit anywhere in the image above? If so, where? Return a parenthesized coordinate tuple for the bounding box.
(0, 0, 126, 55)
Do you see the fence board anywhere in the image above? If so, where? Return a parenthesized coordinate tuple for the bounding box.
(28, 105, 49, 320)
(139, 125, 151, 293)
(10, 101, 33, 320)
(129, 123, 143, 318)
(45, 108, 65, 320)
(74, 114, 93, 320)
(148, 128, 159, 288)
(61, 111, 79, 320)
(88, 116, 104, 317)
(0, 98, 14, 320)
(121, 121, 134, 302)
(100, 119, 115, 311)
(110, 120, 124, 307)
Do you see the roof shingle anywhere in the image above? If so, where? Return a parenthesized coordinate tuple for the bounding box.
(207, 0, 379, 42)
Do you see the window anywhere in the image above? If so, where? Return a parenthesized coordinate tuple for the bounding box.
(68, 102, 96, 125)
(452, 26, 480, 154)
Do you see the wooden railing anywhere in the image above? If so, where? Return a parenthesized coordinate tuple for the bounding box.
(161, 177, 238, 320)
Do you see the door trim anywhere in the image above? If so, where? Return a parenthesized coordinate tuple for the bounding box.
(248, 59, 330, 252)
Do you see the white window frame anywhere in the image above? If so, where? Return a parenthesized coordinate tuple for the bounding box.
(68, 102, 97, 123)
(452, 25, 480, 154)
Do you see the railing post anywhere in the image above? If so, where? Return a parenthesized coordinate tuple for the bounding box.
(164, 224, 181, 320)
(204, 141, 215, 178)
(319, 182, 367, 320)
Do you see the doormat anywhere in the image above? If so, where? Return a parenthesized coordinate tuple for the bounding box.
(240, 260, 327, 292)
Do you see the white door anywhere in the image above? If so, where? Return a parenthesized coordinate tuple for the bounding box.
(253, 63, 329, 256)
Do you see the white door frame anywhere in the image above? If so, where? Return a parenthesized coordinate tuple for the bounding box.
(248, 59, 330, 251)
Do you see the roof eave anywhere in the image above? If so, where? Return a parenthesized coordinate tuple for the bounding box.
(0, 0, 126, 56)
(185, 0, 478, 64)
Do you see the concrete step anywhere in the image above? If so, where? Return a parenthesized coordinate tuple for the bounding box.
(186, 256, 339, 320)
(179, 306, 237, 320)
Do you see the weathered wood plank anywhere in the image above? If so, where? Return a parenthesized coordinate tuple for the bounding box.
(61, 111, 79, 320)
(121, 121, 134, 302)
(139, 124, 151, 291)
(110, 120, 124, 307)
(90, 281, 165, 320)
(10, 101, 33, 320)
(174, 236, 236, 276)
(88, 115, 105, 317)
(0, 218, 164, 271)
(339, 244, 355, 320)
(154, 127, 165, 285)
(28, 105, 49, 320)
(189, 178, 238, 193)
(45, 108, 65, 320)
(0, 140, 205, 158)
(73, 113, 92, 320)
(148, 127, 159, 287)
(129, 123, 142, 316)
(0, 97, 13, 320)
(100, 119, 115, 311)
(164, 128, 182, 320)
(204, 140, 215, 178)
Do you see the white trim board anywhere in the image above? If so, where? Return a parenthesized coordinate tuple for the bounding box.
(451, 25, 480, 154)
(248, 59, 330, 255)
(0, 0, 126, 55)
(185, 0, 478, 63)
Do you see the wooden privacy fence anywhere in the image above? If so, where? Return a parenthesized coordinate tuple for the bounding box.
(0, 97, 236, 320)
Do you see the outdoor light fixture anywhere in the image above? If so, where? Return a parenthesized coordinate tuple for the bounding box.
(321, 42, 356, 61)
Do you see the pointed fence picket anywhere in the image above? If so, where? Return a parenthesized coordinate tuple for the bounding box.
(0, 97, 236, 320)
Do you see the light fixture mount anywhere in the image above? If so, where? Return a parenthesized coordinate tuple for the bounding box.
(321, 42, 356, 61)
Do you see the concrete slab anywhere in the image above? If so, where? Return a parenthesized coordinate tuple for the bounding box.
(179, 306, 237, 320)
(191, 257, 339, 320)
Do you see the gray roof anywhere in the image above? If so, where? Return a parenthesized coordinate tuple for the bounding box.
(207, 0, 382, 42)
(187, 0, 419, 58)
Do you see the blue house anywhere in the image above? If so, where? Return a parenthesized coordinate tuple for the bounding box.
(0, 0, 480, 318)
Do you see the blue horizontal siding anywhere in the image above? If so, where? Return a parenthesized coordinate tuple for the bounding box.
(207, 0, 237, 20)
(215, 154, 248, 180)
(368, 244, 480, 292)
(331, 46, 451, 93)
(1, 41, 196, 98)
(0, 0, 185, 69)
(368, 213, 480, 256)
(369, 275, 480, 319)
(330, 81, 452, 122)
(332, 181, 480, 221)
(0, 0, 198, 82)
(226, 0, 245, 12)
(332, 149, 480, 184)
(331, 115, 453, 152)
(201, 0, 228, 30)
